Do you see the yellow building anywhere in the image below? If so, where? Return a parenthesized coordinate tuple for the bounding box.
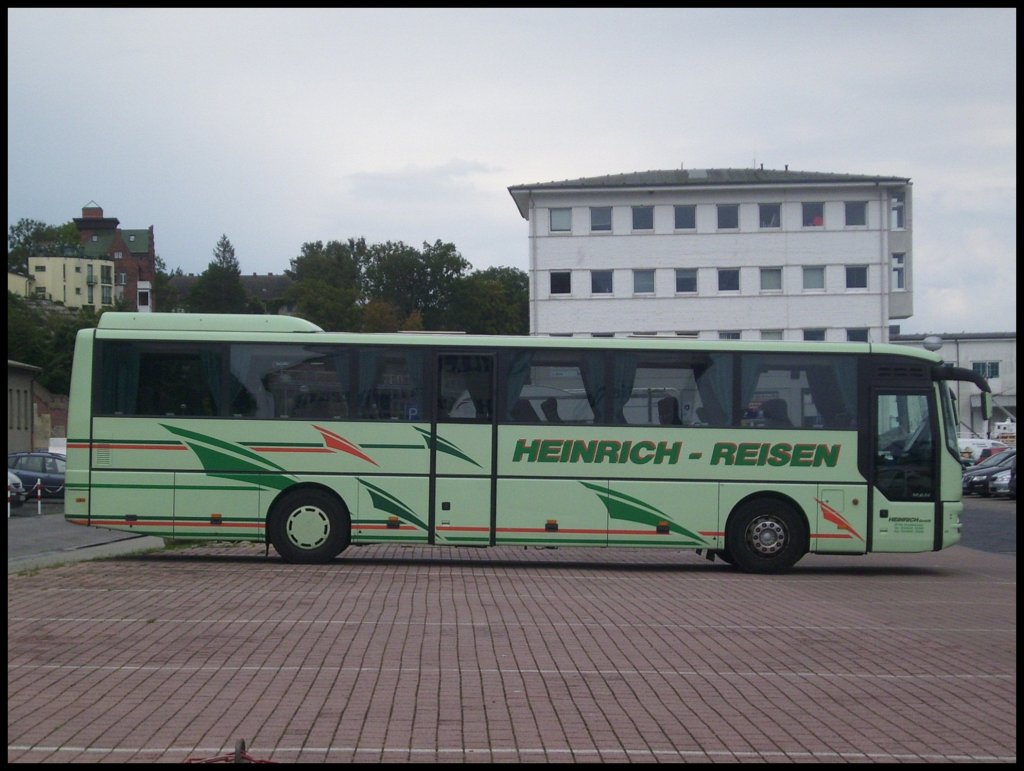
(27, 254, 117, 308)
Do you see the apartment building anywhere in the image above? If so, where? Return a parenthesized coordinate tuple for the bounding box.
(508, 167, 912, 342)
(26, 202, 156, 312)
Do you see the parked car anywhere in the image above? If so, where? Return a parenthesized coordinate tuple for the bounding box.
(962, 449, 1016, 497)
(7, 451, 66, 499)
(7, 470, 26, 507)
(988, 456, 1016, 498)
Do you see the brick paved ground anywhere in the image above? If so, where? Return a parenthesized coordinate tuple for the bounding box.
(7, 543, 1016, 763)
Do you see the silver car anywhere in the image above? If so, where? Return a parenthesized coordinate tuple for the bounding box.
(8, 470, 26, 507)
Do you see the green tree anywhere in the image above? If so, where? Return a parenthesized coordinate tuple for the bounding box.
(286, 238, 368, 293)
(8, 218, 79, 272)
(449, 266, 529, 334)
(285, 279, 362, 331)
(188, 234, 250, 313)
(7, 292, 46, 364)
(6, 293, 99, 394)
(363, 239, 470, 329)
(153, 255, 185, 312)
(284, 238, 367, 327)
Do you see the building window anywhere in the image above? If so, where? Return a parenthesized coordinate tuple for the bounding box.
(590, 207, 611, 232)
(718, 268, 739, 292)
(719, 331, 741, 340)
(591, 332, 614, 338)
(760, 329, 783, 341)
(845, 201, 867, 226)
(760, 267, 782, 292)
(674, 205, 696, 229)
(845, 266, 868, 289)
(550, 208, 571, 233)
(802, 202, 824, 227)
(34, 286, 46, 298)
(632, 206, 653, 230)
(675, 268, 697, 293)
(101, 286, 113, 305)
(75, 287, 82, 295)
(101, 265, 113, 284)
(114, 250, 123, 260)
(846, 328, 869, 342)
(717, 204, 739, 229)
(117, 272, 128, 286)
(591, 270, 613, 294)
(138, 290, 150, 307)
(74, 265, 81, 273)
(891, 253, 906, 290)
(34, 264, 46, 272)
(129, 234, 136, 242)
(91, 235, 98, 242)
(550, 271, 571, 295)
(633, 269, 655, 294)
(675, 331, 699, 338)
(759, 203, 781, 228)
(972, 361, 1000, 379)
(890, 192, 905, 229)
(803, 329, 826, 341)
(88, 285, 94, 304)
(803, 266, 825, 291)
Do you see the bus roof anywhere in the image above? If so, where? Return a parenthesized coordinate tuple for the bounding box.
(97, 312, 323, 333)
(92, 312, 940, 362)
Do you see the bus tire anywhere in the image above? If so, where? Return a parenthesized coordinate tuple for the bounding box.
(268, 488, 350, 564)
(726, 498, 808, 574)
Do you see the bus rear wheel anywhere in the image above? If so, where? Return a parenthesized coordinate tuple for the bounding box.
(268, 488, 350, 564)
(726, 498, 807, 574)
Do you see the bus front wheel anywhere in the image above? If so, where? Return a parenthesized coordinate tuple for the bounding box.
(268, 488, 350, 564)
(726, 498, 808, 574)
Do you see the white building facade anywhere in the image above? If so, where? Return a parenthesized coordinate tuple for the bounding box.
(892, 332, 1016, 439)
(509, 168, 912, 342)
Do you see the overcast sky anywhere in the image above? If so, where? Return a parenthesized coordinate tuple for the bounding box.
(7, 8, 1016, 334)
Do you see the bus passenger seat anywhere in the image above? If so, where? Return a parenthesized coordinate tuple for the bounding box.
(761, 398, 792, 427)
(658, 396, 682, 425)
(510, 399, 538, 422)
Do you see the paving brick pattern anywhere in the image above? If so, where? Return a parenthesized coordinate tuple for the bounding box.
(8, 543, 1016, 763)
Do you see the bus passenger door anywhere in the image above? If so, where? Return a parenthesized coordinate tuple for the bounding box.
(432, 353, 495, 546)
(870, 391, 938, 552)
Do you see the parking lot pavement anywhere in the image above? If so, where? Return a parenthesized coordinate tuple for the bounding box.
(7, 503, 165, 574)
(7, 540, 1016, 763)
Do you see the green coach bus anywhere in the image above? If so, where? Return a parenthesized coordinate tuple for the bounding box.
(64, 312, 992, 573)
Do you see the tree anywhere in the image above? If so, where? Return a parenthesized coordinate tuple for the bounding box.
(362, 239, 470, 329)
(285, 279, 361, 331)
(153, 255, 185, 312)
(286, 238, 368, 294)
(8, 218, 79, 273)
(449, 266, 529, 334)
(284, 239, 367, 327)
(188, 234, 249, 313)
(6, 293, 99, 394)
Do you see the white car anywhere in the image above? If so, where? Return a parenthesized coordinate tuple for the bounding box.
(8, 470, 27, 507)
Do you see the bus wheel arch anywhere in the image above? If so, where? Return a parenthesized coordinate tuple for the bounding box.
(266, 484, 351, 564)
(725, 493, 809, 574)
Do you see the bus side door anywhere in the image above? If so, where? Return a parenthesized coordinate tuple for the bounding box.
(432, 353, 495, 546)
(870, 390, 938, 552)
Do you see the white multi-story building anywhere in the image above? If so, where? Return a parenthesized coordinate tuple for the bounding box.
(509, 167, 912, 342)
